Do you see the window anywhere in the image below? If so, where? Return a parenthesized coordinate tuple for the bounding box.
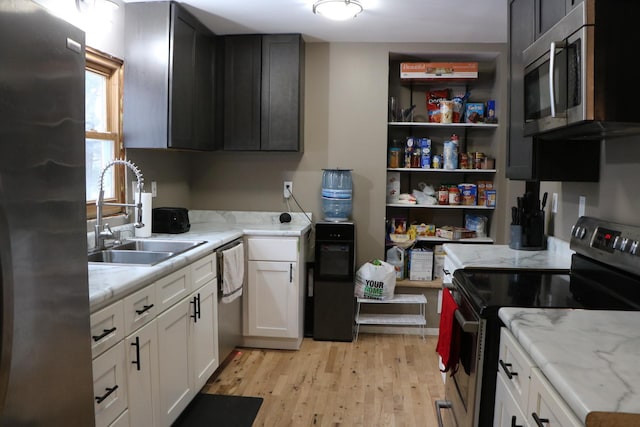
(85, 47, 125, 219)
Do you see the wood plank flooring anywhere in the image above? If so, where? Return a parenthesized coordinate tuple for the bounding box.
(202, 334, 445, 426)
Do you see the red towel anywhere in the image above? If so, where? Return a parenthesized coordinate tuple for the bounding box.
(436, 288, 461, 374)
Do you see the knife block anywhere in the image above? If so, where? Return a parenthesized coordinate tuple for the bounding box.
(509, 212, 546, 251)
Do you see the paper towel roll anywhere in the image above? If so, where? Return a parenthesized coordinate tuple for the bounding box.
(135, 192, 152, 237)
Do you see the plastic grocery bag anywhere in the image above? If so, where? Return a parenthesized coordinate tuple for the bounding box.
(354, 259, 396, 300)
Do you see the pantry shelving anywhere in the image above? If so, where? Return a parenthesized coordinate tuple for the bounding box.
(385, 55, 500, 252)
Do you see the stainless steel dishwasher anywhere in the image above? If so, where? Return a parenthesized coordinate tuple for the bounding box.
(216, 238, 245, 364)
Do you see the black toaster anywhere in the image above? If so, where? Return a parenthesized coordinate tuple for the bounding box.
(152, 207, 190, 234)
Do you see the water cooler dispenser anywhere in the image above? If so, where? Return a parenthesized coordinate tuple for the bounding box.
(313, 221, 356, 341)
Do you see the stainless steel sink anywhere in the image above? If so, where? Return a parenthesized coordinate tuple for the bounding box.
(88, 239, 207, 266)
(112, 239, 205, 253)
(88, 250, 175, 265)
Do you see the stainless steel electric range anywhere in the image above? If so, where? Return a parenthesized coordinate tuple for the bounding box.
(436, 216, 640, 427)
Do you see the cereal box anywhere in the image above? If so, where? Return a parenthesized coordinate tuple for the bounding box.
(401, 62, 479, 81)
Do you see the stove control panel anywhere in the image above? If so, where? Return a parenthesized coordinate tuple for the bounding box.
(571, 216, 640, 276)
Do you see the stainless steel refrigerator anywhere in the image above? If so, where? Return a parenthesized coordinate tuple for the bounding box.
(0, 1, 95, 425)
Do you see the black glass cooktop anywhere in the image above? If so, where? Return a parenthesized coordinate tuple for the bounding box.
(453, 254, 640, 318)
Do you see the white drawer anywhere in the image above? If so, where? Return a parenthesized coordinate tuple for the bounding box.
(91, 300, 125, 359)
(155, 265, 192, 312)
(93, 341, 128, 427)
(498, 327, 535, 412)
(248, 237, 298, 261)
(192, 253, 216, 289)
(528, 368, 583, 427)
(123, 283, 157, 336)
(494, 372, 529, 427)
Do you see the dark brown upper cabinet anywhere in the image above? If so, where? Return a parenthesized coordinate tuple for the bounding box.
(223, 34, 305, 152)
(123, 1, 218, 151)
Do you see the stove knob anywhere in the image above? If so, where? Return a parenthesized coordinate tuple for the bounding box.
(573, 226, 583, 238)
(631, 241, 639, 255)
(579, 227, 587, 239)
(620, 237, 629, 252)
(613, 235, 622, 250)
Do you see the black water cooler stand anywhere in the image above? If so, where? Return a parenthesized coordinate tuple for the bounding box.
(312, 221, 356, 342)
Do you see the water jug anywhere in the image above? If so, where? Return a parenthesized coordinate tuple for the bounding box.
(321, 168, 352, 221)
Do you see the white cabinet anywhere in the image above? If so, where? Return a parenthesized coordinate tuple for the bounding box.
(93, 341, 128, 427)
(126, 319, 160, 427)
(92, 253, 218, 427)
(157, 254, 219, 427)
(494, 327, 583, 427)
(244, 236, 307, 350)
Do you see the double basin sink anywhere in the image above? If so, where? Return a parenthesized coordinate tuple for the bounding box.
(88, 239, 207, 266)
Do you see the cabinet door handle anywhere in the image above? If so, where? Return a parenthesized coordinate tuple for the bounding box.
(443, 268, 450, 276)
(135, 304, 154, 315)
(95, 385, 119, 404)
(92, 327, 117, 342)
(499, 359, 518, 379)
(196, 293, 201, 320)
(190, 296, 198, 323)
(531, 413, 550, 426)
(511, 415, 523, 427)
(290, 263, 293, 283)
(131, 336, 141, 371)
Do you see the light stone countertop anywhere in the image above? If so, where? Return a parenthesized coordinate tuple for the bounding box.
(88, 210, 312, 312)
(443, 236, 573, 271)
(499, 307, 640, 425)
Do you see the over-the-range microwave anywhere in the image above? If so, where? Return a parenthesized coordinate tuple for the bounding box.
(522, 0, 640, 140)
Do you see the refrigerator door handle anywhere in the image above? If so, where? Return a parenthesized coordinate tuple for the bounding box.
(0, 204, 13, 415)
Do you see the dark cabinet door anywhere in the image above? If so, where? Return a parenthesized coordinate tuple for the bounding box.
(223, 35, 262, 151)
(535, 0, 566, 39)
(261, 34, 303, 152)
(507, 0, 535, 180)
(124, 1, 216, 151)
(169, 6, 196, 149)
(223, 34, 304, 152)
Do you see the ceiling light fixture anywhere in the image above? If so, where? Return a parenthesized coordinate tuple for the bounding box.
(313, 0, 363, 21)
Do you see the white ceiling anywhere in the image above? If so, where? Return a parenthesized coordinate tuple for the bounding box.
(124, 0, 508, 43)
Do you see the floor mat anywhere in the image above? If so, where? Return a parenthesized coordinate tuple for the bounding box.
(172, 393, 263, 427)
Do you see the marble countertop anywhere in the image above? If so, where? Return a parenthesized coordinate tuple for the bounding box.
(443, 236, 573, 271)
(88, 210, 312, 312)
(499, 307, 640, 425)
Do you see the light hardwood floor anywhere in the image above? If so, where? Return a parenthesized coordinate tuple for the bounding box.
(202, 334, 445, 427)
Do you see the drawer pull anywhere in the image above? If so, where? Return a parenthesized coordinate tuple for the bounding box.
(531, 413, 550, 426)
(499, 359, 518, 379)
(95, 385, 119, 404)
(135, 304, 154, 315)
(92, 327, 117, 342)
(131, 336, 141, 371)
(511, 415, 523, 427)
(443, 268, 451, 276)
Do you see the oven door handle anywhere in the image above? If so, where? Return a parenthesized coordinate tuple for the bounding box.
(455, 309, 479, 333)
(435, 400, 452, 427)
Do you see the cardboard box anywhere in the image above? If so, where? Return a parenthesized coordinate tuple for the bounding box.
(401, 62, 478, 81)
(408, 248, 434, 281)
(436, 226, 477, 240)
(465, 103, 485, 123)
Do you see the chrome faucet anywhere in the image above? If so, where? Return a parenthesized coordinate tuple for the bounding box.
(94, 159, 145, 250)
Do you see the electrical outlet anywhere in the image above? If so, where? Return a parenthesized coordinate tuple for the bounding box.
(552, 193, 558, 213)
(578, 195, 586, 217)
(283, 181, 293, 199)
(151, 181, 157, 197)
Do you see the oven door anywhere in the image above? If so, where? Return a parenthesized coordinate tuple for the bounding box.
(436, 289, 484, 427)
(522, 4, 589, 136)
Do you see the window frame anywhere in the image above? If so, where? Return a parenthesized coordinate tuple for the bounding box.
(85, 47, 126, 219)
